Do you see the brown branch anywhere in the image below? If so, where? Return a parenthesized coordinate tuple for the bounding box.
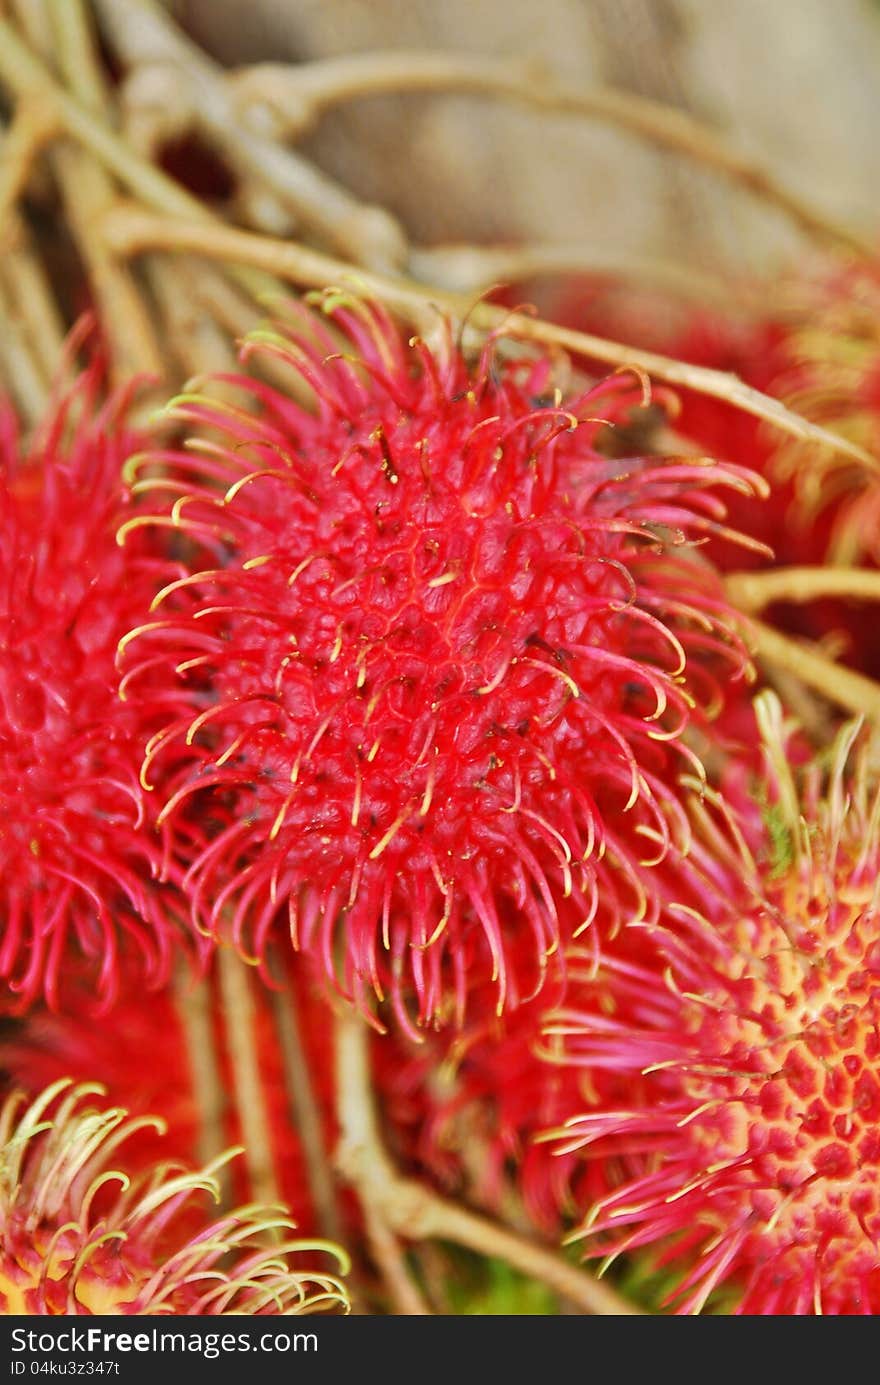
(727, 566, 880, 612)
(0, 217, 66, 382)
(0, 273, 49, 423)
(743, 616, 880, 722)
(7, 0, 163, 381)
(229, 50, 871, 256)
(90, 0, 407, 272)
(216, 946, 281, 1209)
(0, 96, 58, 234)
(144, 255, 239, 379)
(0, 10, 204, 218)
(363, 1207, 433, 1315)
(410, 241, 748, 309)
(48, 0, 162, 378)
(97, 203, 878, 474)
(0, 14, 276, 303)
(49, 0, 107, 109)
(117, 58, 197, 163)
(177, 259, 318, 405)
(270, 963, 344, 1245)
(172, 957, 230, 1203)
(334, 1007, 641, 1315)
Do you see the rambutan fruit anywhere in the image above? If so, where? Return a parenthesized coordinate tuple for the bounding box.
(0, 362, 187, 1013)
(0, 1078, 349, 1315)
(543, 692, 880, 1314)
(574, 261, 880, 678)
(669, 282, 880, 681)
(117, 294, 760, 1025)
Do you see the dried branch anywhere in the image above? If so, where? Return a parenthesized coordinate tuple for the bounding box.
(270, 965, 344, 1245)
(363, 1208, 433, 1316)
(0, 14, 276, 304)
(172, 958, 230, 1202)
(90, 0, 407, 272)
(0, 217, 66, 382)
(216, 946, 281, 1209)
(230, 49, 872, 256)
(334, 1007, 641, 1315)
(144, 255, 239, 379)
(728, 566, 880, 612)
(0, 96, 58, 233)
(0, 272, 49, 423)
(0, 10, 204, 218)
(743, 616, 880, 722)
(410, 241, 747, 308)
(47, 0, 161, 376)
(117, 59, 197, 162)
(6, 0, 163, 381)
(97, 203, 878, 473)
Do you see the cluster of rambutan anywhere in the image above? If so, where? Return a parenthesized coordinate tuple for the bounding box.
(3, 267, 880, 1315)
(0, 334, 353, 1315)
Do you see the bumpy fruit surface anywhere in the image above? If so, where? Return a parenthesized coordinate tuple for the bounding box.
(547, 694, 880, 1314)
(0, 368, 183, 1012)
(119, 297, 758, 1023)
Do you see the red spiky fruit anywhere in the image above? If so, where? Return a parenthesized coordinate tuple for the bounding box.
(0, 1079, 349, 1314)
(578, 262, 880, 677)
(0, 364, 186, 1013)
(545, 692, 880, 1314)
(118, 295, 759, 1025)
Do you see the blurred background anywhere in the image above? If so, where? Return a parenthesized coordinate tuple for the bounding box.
(176, 0, 880, 273)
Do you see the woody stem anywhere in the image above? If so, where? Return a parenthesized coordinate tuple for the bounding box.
(334, 1007, 641, 1315)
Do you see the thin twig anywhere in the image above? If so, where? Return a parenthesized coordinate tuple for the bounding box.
(178, 259, 262, 339)
(97, 203, 878, 473)
(0, 217, 66, 381)
(727, 565, 880, 612)
(363, 1206, 433, 1315)
(0, 272, 49, 423)
(0, 14, 275, 303)
(744, 616, 880, 722)
(10, 0, 53, 50)
(411, 241, 748, 308)
(270, 964, 344, 1244)
(46, 0, 162, 377)
(11, 0, 164, 381)
(176, 259, 318, 403)
(90, 0, 407, 271)
(171, 958, 230, 1204)
(334, 1008, 641, 1315)
(144, 254, 239, 379)
(117, 58, 196, 160)
(216, 946, 281, 1209)
(0, 97, 58, 235)
(49, 0, 107, 107)
(229, 50, 872, 256)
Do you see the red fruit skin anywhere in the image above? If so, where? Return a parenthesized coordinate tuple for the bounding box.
(118, 299, 758, 1026)
(668, 310, 880, 680)
(374, 697, 880, 1313)
(549, 266, 880, 678)
(0, 366, 186, 1013)
(0, 963, 199, 1176)
(545, 708, 880, 1315)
